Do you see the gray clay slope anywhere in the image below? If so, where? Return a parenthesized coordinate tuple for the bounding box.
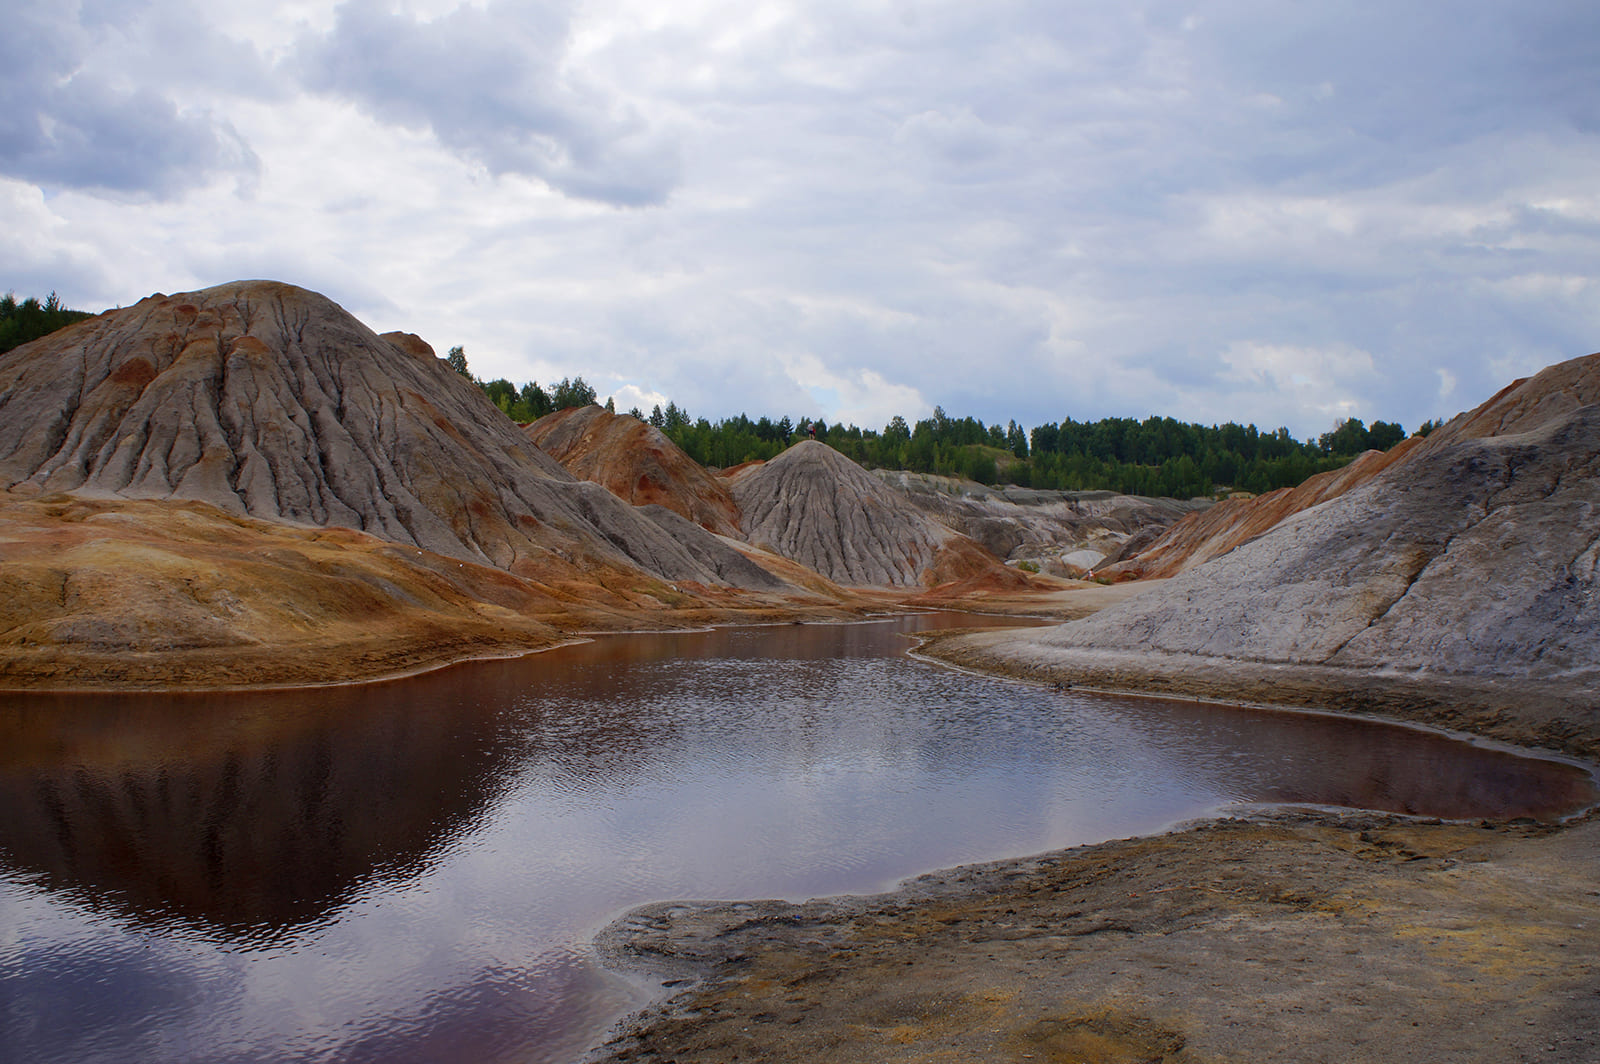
(0, 280, 774, 588)
(1031, 353, 1600, 683)
(728, 439, 968, 587)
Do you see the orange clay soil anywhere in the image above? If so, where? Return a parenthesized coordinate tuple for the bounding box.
(0, 491, 873, 691)
(523, 405, 744, 538)
(0, 489, 1091, 691)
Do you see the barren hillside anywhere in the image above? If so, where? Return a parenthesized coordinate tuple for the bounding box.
(1101, 441, 1421, 579)
(727, 440, 1020, 589)
(523, 405, 742, 537)
(927, 351, 1600, 752)
(0, 280, 782, 591)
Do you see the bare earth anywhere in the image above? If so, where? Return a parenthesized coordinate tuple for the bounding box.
(593, 810, 1600, 1064)
(588, 631, 1600, 1064)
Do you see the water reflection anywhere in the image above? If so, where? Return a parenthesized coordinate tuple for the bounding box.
(0, 672, 524, 939)
(0, 614, 1594, 1064)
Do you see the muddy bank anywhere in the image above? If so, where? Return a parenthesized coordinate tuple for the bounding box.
(589, 626, 1600, 1064)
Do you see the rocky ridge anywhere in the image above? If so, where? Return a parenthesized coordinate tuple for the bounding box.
(1099, 441, 1421, 579)
(871, 469, 1207, 573)
(1099, 351, 1600, 582)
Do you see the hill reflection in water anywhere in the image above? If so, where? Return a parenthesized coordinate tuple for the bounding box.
(0, 614, 1594, 1064)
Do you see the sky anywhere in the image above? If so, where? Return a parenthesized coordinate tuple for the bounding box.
(4, 0, 1599, 440)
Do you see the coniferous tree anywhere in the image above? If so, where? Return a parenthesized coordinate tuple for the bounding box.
(0, 290, 94, 354)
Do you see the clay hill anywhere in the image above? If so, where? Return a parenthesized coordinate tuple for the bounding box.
(927, 351, 1600, 756)
(523, 405, 741, 537)
(0, 281, 841, 688)
(1101, 351, 1600, 583)
(0, 280, 778, 591)
(521, 414, 1043, 594)
(725, 440, 1022, 589)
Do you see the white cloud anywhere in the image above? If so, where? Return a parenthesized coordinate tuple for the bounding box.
(777, 349, 929, 431)
(608, 383, 668, 416)
(1436, 368, 1457, 400)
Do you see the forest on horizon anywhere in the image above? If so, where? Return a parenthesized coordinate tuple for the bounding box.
(461, 352, 1431, 500)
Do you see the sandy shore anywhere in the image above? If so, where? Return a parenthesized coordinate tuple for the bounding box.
(586, 627, 1600, 1064)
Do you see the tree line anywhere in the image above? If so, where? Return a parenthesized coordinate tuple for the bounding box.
(452, 337, 1426, 498)
(0, 292, 93, 354)
(654, 405, 1420, 498)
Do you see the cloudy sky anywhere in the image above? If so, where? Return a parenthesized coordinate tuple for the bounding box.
(5, 1, 1598, 439)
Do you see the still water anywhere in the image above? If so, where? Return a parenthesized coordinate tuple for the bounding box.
(1, 614, 1595, 1064)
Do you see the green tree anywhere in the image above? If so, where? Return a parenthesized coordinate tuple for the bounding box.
(0, 290, 94, 354)
(551, 376, 597, 409)
(520, 382, 553, 419)
(1319, 417, 1370, 455)
(1367, 420, 1405, 450)
(1006, 419, 1028, 459)
(445, 345, 472, 379)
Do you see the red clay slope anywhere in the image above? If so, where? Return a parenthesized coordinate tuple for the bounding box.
(523, 406, 742, 538)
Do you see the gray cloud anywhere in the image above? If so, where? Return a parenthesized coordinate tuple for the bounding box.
(5, 1, 1598, 442)
(0, 0, 261, 198)
(291, 0, 680, 206)
(465, 0, 1600, 436)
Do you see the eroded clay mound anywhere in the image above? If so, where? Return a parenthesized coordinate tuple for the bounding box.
(0, 280, 769, 589)
(1102, 354, 1600, 583)
(523, 405, 742, 537)
(728, 440, 1010, 588)
(1035, 352, 1600, 682)
(1422, 352, 1600, 444)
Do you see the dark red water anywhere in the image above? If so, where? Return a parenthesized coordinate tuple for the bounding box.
(0, 614, 1593, 1064)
